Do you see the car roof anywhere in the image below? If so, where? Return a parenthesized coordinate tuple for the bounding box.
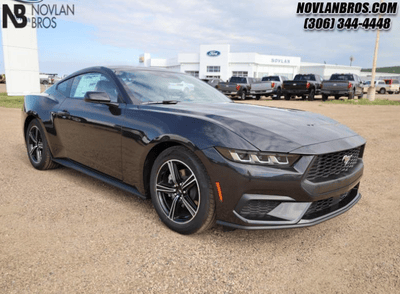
(63, 66, 186, 82)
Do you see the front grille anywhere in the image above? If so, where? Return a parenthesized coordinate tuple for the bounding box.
(303, 191, 350, 218)
(239, 200, 281, 220)
(306, 147, 360, 182)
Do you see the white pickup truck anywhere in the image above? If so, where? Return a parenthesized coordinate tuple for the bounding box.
(363, 79, 400, 94)
(40, 73, 59, 85)
(378, 79, 400, 94)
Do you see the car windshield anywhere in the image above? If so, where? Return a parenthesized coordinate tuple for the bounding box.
(294, 75, 314, 81)
(116, 70, 232, 104)
(330, 74, 354, 81)
(262, 76, 280, 81)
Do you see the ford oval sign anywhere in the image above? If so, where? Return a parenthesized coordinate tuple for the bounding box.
(14, 0, 43, 3)
(207, 50, 221, 57)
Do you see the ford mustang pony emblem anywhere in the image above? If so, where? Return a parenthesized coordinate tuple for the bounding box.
(342, 155, 352, 166)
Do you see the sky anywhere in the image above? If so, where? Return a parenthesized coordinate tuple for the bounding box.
(0, 0, 399, 76)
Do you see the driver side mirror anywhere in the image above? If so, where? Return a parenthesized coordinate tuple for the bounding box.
(84, 91, 118, 106)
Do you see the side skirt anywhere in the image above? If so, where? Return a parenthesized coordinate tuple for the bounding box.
(53, 158, 147, 200)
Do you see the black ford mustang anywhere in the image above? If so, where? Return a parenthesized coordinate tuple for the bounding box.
(22, 66, 366, 234)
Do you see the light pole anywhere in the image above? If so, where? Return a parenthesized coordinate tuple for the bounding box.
(350, 56, 354, 66)
(367, 0, 384, 101)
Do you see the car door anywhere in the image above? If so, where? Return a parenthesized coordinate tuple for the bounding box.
(54, 72, 125, 180)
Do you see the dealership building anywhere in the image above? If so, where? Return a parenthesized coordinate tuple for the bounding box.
(139, 44, 361, 81)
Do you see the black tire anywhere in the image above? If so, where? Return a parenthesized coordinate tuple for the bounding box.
(388, 91, 393, 94)
(25, 119, 58, 170)
(301, 95, 306, 100)
(379, 88, 386, 94)
(322, 94, 328, 101)
(150, 146, 216, 235)
(42, 80, 49, 85)
(348, 90, 354, 100)
(284, 93, 291, 100)
(308, 88, 315, 101)
(274, 88, 282, 100)
(358, 92, 364, 99)
(255, 95, 261, 100)
(335, 95, 340, 100)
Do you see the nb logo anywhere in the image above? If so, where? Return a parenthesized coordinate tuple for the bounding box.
(2, 4, 28, 29)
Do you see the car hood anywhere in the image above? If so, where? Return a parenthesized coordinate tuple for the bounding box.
(147, 102, 363, 153)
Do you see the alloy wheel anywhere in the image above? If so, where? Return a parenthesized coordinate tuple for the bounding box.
(28, 126, 44, 164)
(155, 159, 200, 224)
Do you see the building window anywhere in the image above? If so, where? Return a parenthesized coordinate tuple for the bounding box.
(232, 71, 248, 77)
(206, 75, 221, 79)
(185, 71, 199, 78)
(207, 66, 220, 73)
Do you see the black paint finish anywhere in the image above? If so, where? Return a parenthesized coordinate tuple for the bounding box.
(22, 66, 366, 229)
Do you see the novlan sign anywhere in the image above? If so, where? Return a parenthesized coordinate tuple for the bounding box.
(207, 50, 221, 57)
(271, 58, 291, 64)
(2, 0, 75, 29)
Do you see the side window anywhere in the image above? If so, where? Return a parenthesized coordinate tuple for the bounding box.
(57, 79, 71, 97)
(70, 73, 119, 102)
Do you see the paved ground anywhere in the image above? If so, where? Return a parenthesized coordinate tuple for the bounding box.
(1, 98, 399, 293)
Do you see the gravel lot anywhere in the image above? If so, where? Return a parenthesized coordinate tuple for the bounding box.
(1, 97, 399, 293)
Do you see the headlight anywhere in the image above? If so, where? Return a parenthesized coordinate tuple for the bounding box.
(215, 147, 300, 167)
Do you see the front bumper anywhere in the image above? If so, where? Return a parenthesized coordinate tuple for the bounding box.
(218, 187, 361, 230)
(198, 141, 365, 230)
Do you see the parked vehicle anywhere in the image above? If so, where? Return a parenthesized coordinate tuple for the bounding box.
(362, 80, 382, 94)
(374, 80, 388, 94)
(201, 78, 224, 88)
(40, 73, 59, 85)
(0, 74, 5, 83)
(50, 75, 62, 84)
(321, 73, 363, 101)
(22, 66, 366, 234)
(39, 74, 51, 85)
(383, 79, 399, 94)
(362, 81, 372, 93)
(261, 75, 288, 99)
(282, 74, 323, 101)
(218, 76, 273, 100)
(362, 79, 399, 94)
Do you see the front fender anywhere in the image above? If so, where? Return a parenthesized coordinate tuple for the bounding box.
(120, 106, 259, 194)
